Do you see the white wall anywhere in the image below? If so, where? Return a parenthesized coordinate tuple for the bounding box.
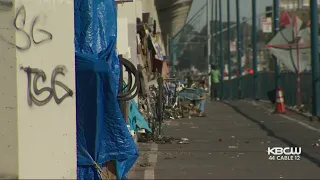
(117, 1, 140, 102)
(0, 0, 77, 178)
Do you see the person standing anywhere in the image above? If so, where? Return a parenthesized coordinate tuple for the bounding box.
(198, 76, 208, 116)
(209, 64, 220, 101)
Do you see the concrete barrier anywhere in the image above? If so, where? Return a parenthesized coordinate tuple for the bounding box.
(0, 0, 76, 178)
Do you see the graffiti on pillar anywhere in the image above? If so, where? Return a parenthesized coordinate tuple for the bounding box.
(21, 65, 73, 107)
(0, 5, 53, 51)
(0, 0, 13, 11)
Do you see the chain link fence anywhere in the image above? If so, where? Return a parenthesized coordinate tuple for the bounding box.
(170, 0, 319, 114)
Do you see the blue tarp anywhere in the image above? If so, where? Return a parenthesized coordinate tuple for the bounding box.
(74, 0, 139, 179)
(128, 100, 151, 132)
(178, 88, 206, 101)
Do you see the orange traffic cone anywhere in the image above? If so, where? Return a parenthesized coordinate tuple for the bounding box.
(275, 87, 286, 114)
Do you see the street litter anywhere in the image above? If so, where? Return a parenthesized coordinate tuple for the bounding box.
(178, 138, 190, 144)
(155, 136, 190, 144)
(139, 163, 151, 167)
(228, 146, 238, 149)
(312, 143, 319, 147)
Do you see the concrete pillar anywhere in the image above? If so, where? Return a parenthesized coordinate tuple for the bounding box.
(0, 0, 76, 178)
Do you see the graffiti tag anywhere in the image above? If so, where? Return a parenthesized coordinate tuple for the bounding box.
(0, 5, 53, 51)
(21, 65, 73, 106)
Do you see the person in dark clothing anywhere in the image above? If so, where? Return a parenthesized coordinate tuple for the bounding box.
(186, 72, 194, 88)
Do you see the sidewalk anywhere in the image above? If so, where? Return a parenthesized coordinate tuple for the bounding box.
(130, 100, 320, 179)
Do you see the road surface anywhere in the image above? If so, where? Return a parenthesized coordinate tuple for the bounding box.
(129, 100, 320, 179)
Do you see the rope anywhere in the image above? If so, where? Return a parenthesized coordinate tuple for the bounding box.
(79, 146, 111, 180)
(93, 161, 111, 180)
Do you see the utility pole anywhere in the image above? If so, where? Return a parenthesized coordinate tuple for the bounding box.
(219, 0, 224, 100)
(215, 0, 218, 66)
(236, 0, 242, 98)
(227, 0, 232, 99)
(273, 0, 280, 89)
(169, 39, 175, 77)
(207, 0, 211, 91)
(310, 0, 320, 120)
(252, 0, 258, 100)
(211, 0, 214, 65)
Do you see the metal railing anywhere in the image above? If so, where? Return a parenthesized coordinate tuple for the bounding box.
(169, 0, 320, 117)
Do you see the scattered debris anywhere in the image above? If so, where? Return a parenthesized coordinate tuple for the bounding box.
(164, 156, 176, 160)
(279, 175, 284, 179)
(228, 146, 238, 149)
(312, 143, 319, 147)
(218, 138, 222, 142)
(178, 138, 190, 144)
(139, 163, 151, 167)
(231, 136, 235, 138)
(154, 136, 190, 145)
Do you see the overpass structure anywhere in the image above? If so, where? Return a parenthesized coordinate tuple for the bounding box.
(154, 0, 193, 49)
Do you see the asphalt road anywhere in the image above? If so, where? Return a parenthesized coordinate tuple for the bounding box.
(130, 100, 320, 179)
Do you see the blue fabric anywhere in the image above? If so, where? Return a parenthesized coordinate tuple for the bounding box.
(178, 88, 206, 101)
(128, 100, 151, 132)
(199, 100, 205, 112)
(74, 0, 139, 179)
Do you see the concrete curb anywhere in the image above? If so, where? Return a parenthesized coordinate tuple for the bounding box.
(254, 99, 315, 119)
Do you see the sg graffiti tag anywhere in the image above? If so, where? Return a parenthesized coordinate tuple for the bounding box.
(21, 65, 73, 106)
(0, 5, 53, 51)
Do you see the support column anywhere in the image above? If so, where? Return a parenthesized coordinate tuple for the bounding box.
(207, 0, 211, 90)
(310, 0, 320, 120)
(252, 0, 258, 100)
(214, 0, 218, 65)
(227, 0, 232, 99)
(219, 0, 224, 100)
(236, 0, 242, 98)
(274, 0, 281, 89)
(0, 0, 76, 178)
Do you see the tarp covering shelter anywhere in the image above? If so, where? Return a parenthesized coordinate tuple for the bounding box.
(178, 88, 206, 101)
(74, 0, 138, 179)
(128, 100, 151, 132)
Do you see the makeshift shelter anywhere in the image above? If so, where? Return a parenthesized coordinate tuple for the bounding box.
(74, 0, 138, 179)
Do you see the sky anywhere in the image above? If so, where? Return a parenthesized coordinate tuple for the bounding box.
(186, 0, 273, 26)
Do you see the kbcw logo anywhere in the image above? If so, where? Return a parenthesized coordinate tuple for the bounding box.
(267, 147, 301, 161)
